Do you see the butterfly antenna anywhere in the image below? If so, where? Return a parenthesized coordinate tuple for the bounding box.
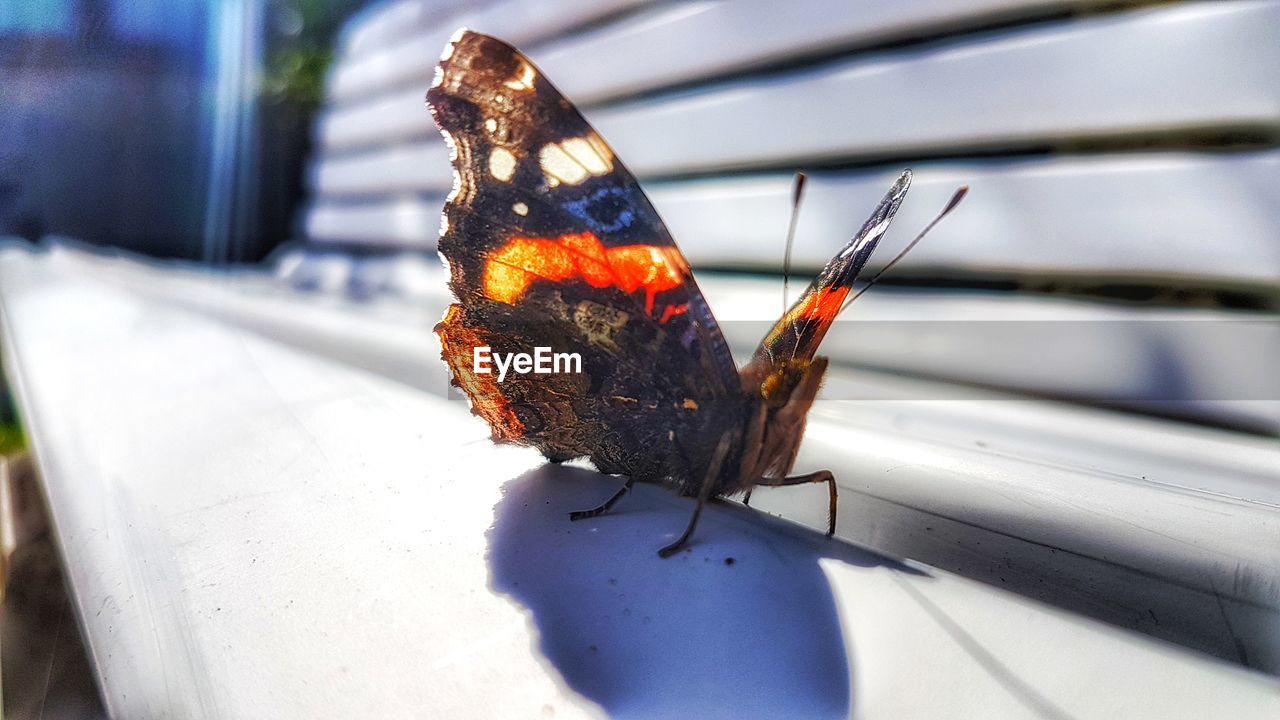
(840, 185, 968, 312)
(782, 171, 807, 315)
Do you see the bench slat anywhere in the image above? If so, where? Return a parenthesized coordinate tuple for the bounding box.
(338, 0, 468, 60)
(305, 151, 1280, 286)
(326, 0, 1113, 105)
(315, 1, 1280, 174)
(329, 0, 654, 101)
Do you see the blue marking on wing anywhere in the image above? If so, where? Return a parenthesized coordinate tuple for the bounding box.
(561, 186, 637, 233)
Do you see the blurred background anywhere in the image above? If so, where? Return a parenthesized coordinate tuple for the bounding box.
(1, 1, 1279, 717)
(0, 0, 360, 262)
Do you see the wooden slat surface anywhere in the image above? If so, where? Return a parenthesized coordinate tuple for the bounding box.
(306, 151, 1280, 285)
(328, 0, 653, 102)
(315, 2, 1280, 166)
(337, 0, 470, 60)
(307, 195, 441, 249)
(326, 0, 1116, 105)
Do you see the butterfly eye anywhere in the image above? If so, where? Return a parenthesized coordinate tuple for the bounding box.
(562, 186, 636, 233)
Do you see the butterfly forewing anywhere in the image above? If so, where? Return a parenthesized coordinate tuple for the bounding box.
(428, 30, 744, 488)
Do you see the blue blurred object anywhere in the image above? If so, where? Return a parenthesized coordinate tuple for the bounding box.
(0, 0, 259, 260)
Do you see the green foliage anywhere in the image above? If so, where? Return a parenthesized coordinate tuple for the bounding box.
(0, 421, 23, 455)
(262, 45, 332, 107)
(260, 0, 365, 107)
(1, 362, 24, 453)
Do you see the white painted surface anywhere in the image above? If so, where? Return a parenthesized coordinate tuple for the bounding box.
(329, 0, 654, 102)
(575, 1, 1280, 175)
(307, 193, 442, 244)
(3, 244, 1279, 716)
(825, 562, 1279, 718)
(10, 245, 1280, 664)
(338, 0, 437, 59)
(315, 2, 1280, 165)
(306, 151, 1280, 285)
(3, 245, 1279, 717)
(326, 0, 1113, 105)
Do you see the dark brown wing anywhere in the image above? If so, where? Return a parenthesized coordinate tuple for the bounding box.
(427, 29, 744, 489)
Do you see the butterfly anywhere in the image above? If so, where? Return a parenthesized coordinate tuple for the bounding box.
(427, 29, 965, 556)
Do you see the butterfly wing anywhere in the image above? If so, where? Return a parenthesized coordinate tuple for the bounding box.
(745, 171, 912, 380)
(428, 30, 743, 487)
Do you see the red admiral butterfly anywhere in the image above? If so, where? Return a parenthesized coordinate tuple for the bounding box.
(428, 30, 965, 556)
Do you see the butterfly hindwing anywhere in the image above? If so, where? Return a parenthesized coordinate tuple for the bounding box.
(428, 30, 744, 487)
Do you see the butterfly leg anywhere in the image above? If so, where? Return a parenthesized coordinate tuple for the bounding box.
(776, 470, 837, 535)
(657, 471, 715, 558)
(658, 435, 732, 558)
(569, 477, 635, 521)
(736, 404, 768, 510)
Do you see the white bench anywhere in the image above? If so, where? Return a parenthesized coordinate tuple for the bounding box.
(3, 241, 1278, 717)
(2, 0, 1279, 716)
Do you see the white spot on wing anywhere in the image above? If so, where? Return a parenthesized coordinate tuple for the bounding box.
(539, 142, 590, 186)
(503, 60, 536, 91)
(538, 135, 614, 187)
(839, 218, 891, 258)
(484, 118, 497, 133)
(512, 202, 529, 216)
(586, 133, 612, 164)
(489, 147, 516, 181)
(560, 136, 612, 175)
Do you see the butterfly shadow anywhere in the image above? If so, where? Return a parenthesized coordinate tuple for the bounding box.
(486, 464, 928, 720)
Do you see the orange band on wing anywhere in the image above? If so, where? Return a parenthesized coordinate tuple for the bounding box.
(793, 286, 850, 324)
(658, 303, 688, 324)
(757, 285, 852, 361)
(483, 232, 687, 314)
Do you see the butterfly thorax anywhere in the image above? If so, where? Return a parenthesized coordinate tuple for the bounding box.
(741, 355, 812, 406)
(715, 355, 830, 495)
